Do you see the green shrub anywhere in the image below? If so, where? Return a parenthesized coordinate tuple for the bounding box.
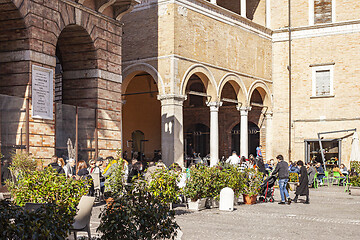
(148, 168, 180, 204)
(104, 150, 127, 197)
(97, 181, 179, 240)
(7, 167, 89, 211)
(350, 175, 360, 187)
(350, 161, 360, 174)
(289, 172, 299, 182)
(8, 152, 39, 177)
(241, 169, 263, 197)
(184, 165, 209, 201)
(0, 200, 75, 239)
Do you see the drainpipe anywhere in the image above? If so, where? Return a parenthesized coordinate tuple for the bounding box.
(288, 0, 292, 162)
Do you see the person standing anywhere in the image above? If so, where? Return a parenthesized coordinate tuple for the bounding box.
(293, 161, 309, 204)
(226, 151, 240, 165)
(47, 155, 65, 174)
(64, 158, 76, 178)
(256, 145, 262, 158)
(307, 163, 316, 187)
(271, 155, 291, 205)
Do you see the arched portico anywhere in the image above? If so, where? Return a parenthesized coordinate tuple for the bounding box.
(248, 80, 273, 160)
(121, 69, 161, 163)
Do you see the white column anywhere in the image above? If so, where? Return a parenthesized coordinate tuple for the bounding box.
(207, 101, 222, 167)
(265, 112, 273, 160)
(158, 94, 187, 168)
(241, 0, 246, 18)
(266, 0, 271, 28)
(239, 107, 250, 158)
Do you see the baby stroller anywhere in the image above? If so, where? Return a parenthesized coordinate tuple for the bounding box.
(258, 175, 276, 203)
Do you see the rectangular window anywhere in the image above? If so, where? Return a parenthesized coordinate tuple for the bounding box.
(309, 0, 336, 25)
(311, 65, 334, 97)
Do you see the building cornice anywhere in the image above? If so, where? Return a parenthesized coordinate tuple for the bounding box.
(130, 0, 272, 40)
(273, 19, 360, 42)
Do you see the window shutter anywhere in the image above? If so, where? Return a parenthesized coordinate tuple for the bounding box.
(315, 70, 330, 96)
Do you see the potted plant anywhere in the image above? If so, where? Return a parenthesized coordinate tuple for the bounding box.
(148, 168, 180, 208)
(349, 175, 360, 196)
(288, 173, 299, 191)
(241, 169, 263, 205)
(184, 165, 208, 210)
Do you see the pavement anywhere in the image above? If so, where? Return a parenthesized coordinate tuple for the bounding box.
(70, 186, 360, 240)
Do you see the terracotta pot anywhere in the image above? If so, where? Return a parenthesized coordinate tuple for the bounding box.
(242, 194, 257, 205)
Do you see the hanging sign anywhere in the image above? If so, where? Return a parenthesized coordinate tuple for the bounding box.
(32, 65, 53, 120)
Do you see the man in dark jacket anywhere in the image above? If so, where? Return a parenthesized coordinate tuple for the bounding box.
(47, 155, 65, 174)
(293, 160, 309, 204)
(272, 155, 291, 205)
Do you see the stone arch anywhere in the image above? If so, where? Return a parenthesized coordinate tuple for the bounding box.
(248, 80, 273, 109)
(180, 64, 217, 100)
(0, 0, 30, 97)
(122, 63, 165, 95)
(217, 73, 247, 106)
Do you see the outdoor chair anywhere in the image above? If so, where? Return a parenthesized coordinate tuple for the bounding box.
(332, 171, 342, 186)
(323, 171, 331, 186)
(313, 173, 318, 189)
(90, 172, 103, 202)
(70, 195, 95, 240)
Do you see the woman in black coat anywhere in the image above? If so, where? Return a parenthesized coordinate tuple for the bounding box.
(293, 161, 310, 204)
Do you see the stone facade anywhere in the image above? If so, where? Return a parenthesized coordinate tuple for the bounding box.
(1, 0, 359, 168)
(0, 0, 137, 163)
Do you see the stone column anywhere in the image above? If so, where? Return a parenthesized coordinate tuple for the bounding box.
(238, 107, 250, 158)
(265, 112, 273, 160)
(158, 94, 187, 167)
(241, 0, 247, 18)
(207, 101, 222, 167)
(266, 0, 271, 28)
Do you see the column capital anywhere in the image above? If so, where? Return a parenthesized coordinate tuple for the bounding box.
(206, 101, 223, 111)
(157, 94, 187, 106)
(237, 106, 251, 115)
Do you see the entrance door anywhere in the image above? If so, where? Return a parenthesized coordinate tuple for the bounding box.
(132, 130, 145, 159)
(248, 122, 260, 157)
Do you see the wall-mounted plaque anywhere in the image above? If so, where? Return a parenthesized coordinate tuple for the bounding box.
(32, 65, 53, 120)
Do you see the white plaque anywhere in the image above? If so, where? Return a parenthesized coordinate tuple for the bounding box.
(32, 65, 53, 120)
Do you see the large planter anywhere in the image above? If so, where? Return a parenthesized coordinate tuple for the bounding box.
(187, 198, 207, 211)
(349, 186, 360, 196)
(242, 194, 257, 205)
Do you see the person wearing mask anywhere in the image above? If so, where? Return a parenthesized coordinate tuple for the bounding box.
(76, 160, 89, 180)
(293, 161, 310, 204)
(226, 151, 240, 165)
(271, 155, 291, 205)
(47, 155, 65, 174)
(64, 158, 76, 178)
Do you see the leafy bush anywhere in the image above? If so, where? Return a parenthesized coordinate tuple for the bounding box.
(0, 200, 75, 239)
(289, 172, 299, 182)
(8, 152, 39, 177)
(104, 150, 127, 197)
(222, 165, 245, 197)
(350, 161, 360, 174)
(148, 168, 180, 204)
(241, 169, 263, 197)
(184, 165, 209, 201)
(350, 175, 360, 187)
(97, 180, 179, 240)
(7, 167, 89, 211)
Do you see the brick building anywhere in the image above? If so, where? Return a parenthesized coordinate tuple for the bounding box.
(1, 0, 359, 169)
